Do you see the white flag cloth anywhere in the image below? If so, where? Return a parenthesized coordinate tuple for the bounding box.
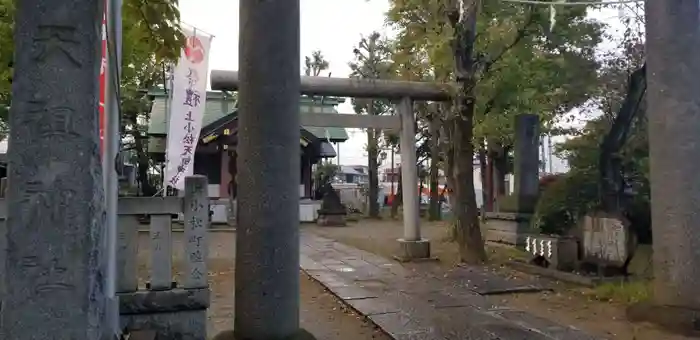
(164, 27, 213, 190)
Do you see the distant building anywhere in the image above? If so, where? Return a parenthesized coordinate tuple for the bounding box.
(147, 91, 349, 223)
(336, 165, 369, 184)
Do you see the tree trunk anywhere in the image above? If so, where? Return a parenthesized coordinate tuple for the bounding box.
(391, 170, 402, 218)
(428, 116, 441, 221)
(135, 133, 155, 196)
(444, 120, 456, 212)
(367, 128, 380, 218)
(124, 109, 154, 197)
(492, 145, 508, 197)
(450, 0, 487, 264)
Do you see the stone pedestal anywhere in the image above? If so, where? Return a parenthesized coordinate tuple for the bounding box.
(482, 212, 532, 246)
(523, 234, 578, 271)
(212, 328, 317, 340)
(315, 182, 347, 227)
(395, 238, 432, 261)
(119, 289, 209, 340)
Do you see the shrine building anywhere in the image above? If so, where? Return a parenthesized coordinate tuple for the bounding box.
(147, 90, 348, 222)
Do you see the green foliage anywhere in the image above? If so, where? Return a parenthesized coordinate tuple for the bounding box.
(0, 0, 13, 129)
(349, 32, 394, 118)
(386, 0, 605, 147)
(304, 50, 329, 76)
(496, 174, 562, 214)
(348, 32, 394, 159)
(532, 170, 598, 235)
(314, 163, 339, 185)
(0, 0, 184, 123)
(0, 0, 184, 194)
(475, 3, 603, 145)
(534, 113, 650, 238)
(534, 9, 649, 237)
(592, 280, 652, 305)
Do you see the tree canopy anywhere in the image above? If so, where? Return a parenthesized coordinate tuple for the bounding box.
(0, 1, 185, 193)
(385, 0, 607, 263)
(387, 1, 604, 145)
(0, 0, 185, 126)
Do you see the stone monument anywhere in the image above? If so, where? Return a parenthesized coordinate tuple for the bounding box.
(1, 1, 108, 339)
(581, 212, 636, 275)
(513, 114, 540, 213)
(316, 181, 347, 227)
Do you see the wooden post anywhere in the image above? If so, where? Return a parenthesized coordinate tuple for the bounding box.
(183, 175, 209, 289)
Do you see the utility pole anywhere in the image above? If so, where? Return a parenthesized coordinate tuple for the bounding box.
(638, 0, 700, 334)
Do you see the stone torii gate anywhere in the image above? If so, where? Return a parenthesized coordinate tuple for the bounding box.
(210, 70, 451, 255)
(215, 2, 543, 339)
(212, 3, 454, 340)
(211, 59, 452, 340)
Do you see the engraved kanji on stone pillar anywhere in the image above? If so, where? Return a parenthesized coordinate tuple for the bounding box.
(1, 1, 107, 339)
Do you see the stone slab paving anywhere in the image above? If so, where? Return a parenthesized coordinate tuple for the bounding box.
(300, 232, 605, 340)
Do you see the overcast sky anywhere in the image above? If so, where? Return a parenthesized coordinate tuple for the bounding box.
(179, 0, 626, 170)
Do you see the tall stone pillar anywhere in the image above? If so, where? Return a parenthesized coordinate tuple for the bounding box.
(232, 0, 302, 339)
(1, 1, 107, 339)
(638, 0, 700, 333)
(513, 114, 540, 213)
(396, 97, 430, 260)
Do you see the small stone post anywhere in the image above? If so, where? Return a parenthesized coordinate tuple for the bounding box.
(396, 97, 431, 260)
(630, 0, 700, 333)
(232, 0, 302, 338)
(513, 114, 540, 213)
(183, 175, 209, 289)
(1, 0, 108, 338)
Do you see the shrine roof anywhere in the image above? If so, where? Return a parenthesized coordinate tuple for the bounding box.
(146, 90, 349, 141)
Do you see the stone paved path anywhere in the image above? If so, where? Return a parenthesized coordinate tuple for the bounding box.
(300, 232, 604, 340)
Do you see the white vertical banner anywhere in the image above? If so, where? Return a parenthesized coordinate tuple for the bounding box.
(165, 27, 213, 189)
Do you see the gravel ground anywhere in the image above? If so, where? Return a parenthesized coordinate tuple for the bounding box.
(135, 230, 390, 340)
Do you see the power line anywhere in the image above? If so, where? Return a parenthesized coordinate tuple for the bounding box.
(500, 0, 641, 5)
